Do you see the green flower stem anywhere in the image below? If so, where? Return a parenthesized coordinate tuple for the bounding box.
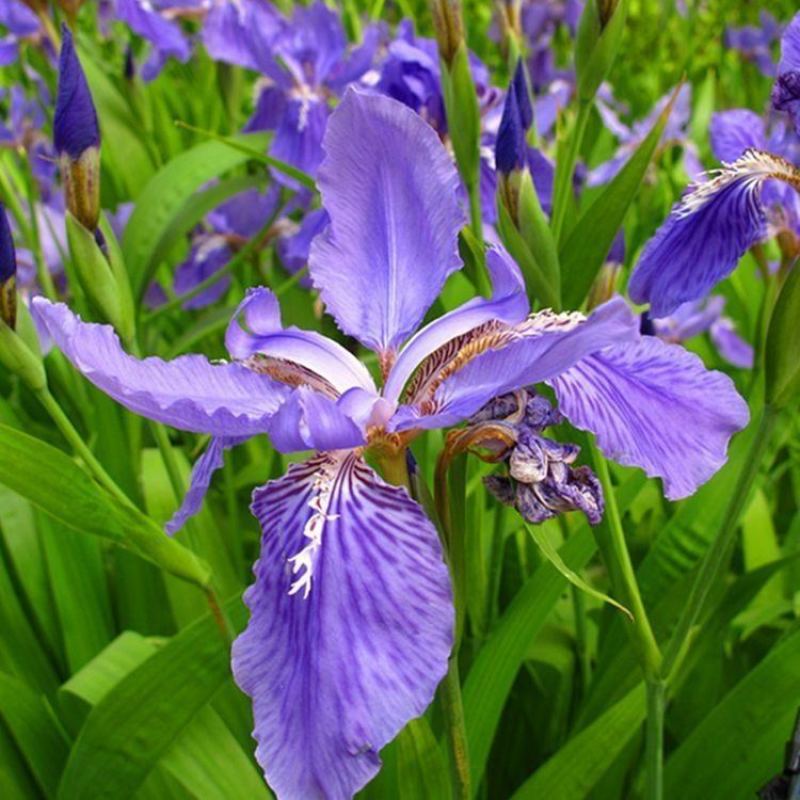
(381, 448, 471, 800)
(661, 404, 778, 680)
(589, 441, 663, 800)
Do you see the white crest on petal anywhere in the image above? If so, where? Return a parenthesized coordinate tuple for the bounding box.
(286, 453, 342, 599)
(676, 148, 800, 216)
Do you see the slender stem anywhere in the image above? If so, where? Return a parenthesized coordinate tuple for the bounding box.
(552, 100, 592, 244)
(590, 442, 663, 800)
(466, 179, 492, 298)
(571, 584, 592, 696)
(36, 387, 134, 509)
(149, 421, 186, 505)
(662, 405, 778, 679)
(591, 444, 662, 680)
(440, 654, 471, 800)
(645, 680, 666, 800)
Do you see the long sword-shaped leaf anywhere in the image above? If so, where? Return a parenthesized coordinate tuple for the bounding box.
(0, 424, 211, 589)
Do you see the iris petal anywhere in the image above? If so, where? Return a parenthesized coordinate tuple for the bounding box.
(233, 453, 453, 800)
(549, 336, 749, 500)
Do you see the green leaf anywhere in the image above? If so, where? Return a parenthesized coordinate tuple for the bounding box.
(766, 263, 800, 408)
(57, 599, 246, 800)
(665, 628, 800, 799)
(0, 672, 71, 797)
(464, 526, 597, 792)
(0, 424, 211, 589)
(122, 133, 269, 298)
(526, 523, 632, 619)
(463, 472, 646, 792)
(510, 683, 645, 799)
(560, 84, 680, 308)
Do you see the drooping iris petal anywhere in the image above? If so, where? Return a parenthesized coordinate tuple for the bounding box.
(165, 436, 245, 535)
(772, 12, 800, 134)
(549, 336, 749, 500)
(276, 208, 330, 277)
(232, 452, 453, 799)
(33, 299, 289, 436)
(225, 287, 377, 395)
(709, 109, 767, 163)
(116, 0, 192, 72)
(202, 0, 285, 75)
(267, 387, 367, 453)
(710, 318, 755, 369)
(390, 296, 639, 432)
(310, 89, 464, 356)
(383, 247, 529, 404)
(627, 150, 800, 318)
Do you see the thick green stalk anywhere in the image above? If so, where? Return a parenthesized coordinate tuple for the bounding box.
(662, 405, 778, 679)
(440, 654, 471, 800)
(645, 680, 666, 800)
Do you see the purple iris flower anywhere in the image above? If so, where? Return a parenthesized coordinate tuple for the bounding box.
(589, 85, 702, 187)
(725, 11, 782, 78)
(239, 1, 380, 182)
(521, 0, 582, 92)
(772, 12, 800, 135)
(112, 0, 193, 80)
(629, 110, 800, 317)
(0, 0, 40, 65)
(32, 91, 748, 798)
(648, 296, 754, 370)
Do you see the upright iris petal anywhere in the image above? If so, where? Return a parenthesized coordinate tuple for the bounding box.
(310, 89, 464, 359)
(232, 453, 453, 800)
(772, 12, 800, 134)
(628, 149, 800, 317)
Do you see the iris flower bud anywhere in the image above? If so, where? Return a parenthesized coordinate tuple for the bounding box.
(55, 24, 101, 232)
(496, 62, 532, 221)
(0, 204, 17, 330)
(430, 0, 464, 70)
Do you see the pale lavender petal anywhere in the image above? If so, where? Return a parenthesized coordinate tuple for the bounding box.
(383, 246, 529, 404)
(709, 109, 767, 163)
(710, 317, 754, 369)
(202, 0, 285, 74)
(165, 436, 245, 535)
(550, 336, 749, 500)
(266, 388, 366, 453)
(33, 299, 289, 436)
(627, 150, 796, 317)
(391, 296, 639, 432)
(233, 453, 453, 799)
(310, 89, 464, 355)
(225, 287, 377, 395)
(116, 0, 191, 64)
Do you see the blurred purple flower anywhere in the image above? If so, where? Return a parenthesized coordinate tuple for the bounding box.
(589, 85, 702, 187)
(772, 12, 800, 134)
(648, 296, 754, 370)
(33, 90, 748, 800)
(0, 0, 40, 65)
(725, 11, 782, 78)
(113, 0, 193, 80)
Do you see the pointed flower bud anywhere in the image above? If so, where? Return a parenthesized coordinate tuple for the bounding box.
(597, 0, 620, 28)
(55, 24, 101, 231)
(430, 0, 464, 69)
(0, 204, 17, 330)
(511, 59, 533, 131)
(495, 82, 527, 176)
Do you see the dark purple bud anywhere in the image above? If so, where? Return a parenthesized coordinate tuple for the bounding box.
(54, 24, 100, 160)
(639, 311, 656, 337)
(0, 204, 17, 329)
(511, 60, 533, 131)
(124, 44, 136, 81)
(495, 82, 527, 176)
